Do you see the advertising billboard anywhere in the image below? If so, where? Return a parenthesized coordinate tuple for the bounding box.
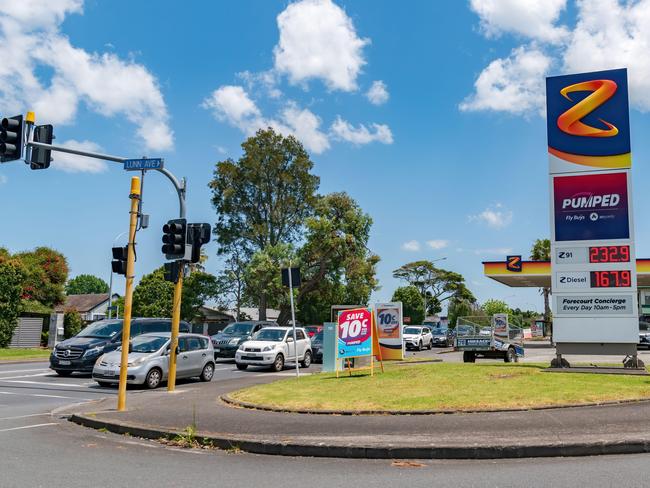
(552, 171, 630, 241)
(546, 68, 630, 174)
(337, 307, 373, 359)
(374, 302, 404, 360)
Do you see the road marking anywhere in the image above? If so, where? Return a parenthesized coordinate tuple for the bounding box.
(0, 423, 58, 433)
(0, 413, 49, 421)
(0, 368, 49, 375)
(0, 372, 51, 380)
(0, 379, 88, 387)
(0, 391, 92, 400)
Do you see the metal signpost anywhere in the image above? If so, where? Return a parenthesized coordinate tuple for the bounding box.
(281, 266, 301, 377)
(546, 68, 641, 368)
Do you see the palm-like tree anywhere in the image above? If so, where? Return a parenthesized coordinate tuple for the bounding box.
(530, 238, 551, 338)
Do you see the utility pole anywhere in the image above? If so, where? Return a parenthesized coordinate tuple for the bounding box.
(117, 177, 141, 412)
(167, 265, 184, 392)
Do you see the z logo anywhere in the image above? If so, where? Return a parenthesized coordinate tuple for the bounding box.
(506, 255, 522, 273)
(557, 80, 618, 138)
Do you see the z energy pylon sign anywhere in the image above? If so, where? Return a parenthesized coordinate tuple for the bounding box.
(546, 68, 638, 348)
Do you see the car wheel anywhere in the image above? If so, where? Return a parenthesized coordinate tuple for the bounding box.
(55, 370, 73, 377)
(301, 350, 312, 368)
(145, 368, 162, 389)
(505, 347, 516, 363)
(96, 381, 111, 387)
(271, 354, 284, 372)
(200, 363, 215, 382)
(428, 340, 433, 350)
(236, 363, 248, 370)
(417, 341, 423, 351)
(463, 351, 476, 363)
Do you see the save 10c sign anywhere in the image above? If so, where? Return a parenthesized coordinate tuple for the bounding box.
(337, 308, 373, 359)
(546, 68, 638, 347)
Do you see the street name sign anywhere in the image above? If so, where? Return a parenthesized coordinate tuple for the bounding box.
(123, 158, 164, 171)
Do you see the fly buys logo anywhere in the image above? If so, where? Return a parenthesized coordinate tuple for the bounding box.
(546, 68, 630, 171)
(553, 172, 629, 241)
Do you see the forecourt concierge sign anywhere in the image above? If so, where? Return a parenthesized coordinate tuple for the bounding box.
(546, 68, 638, 347)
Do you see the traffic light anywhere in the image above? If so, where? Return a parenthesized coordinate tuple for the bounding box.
(0, 115, 23, 162)
(111, 246, 128, 276)
(162, 218, 187, 259)
(30, 124, 53, 170)
(164, 261, 182, 283)
(188, 223, 211, 263)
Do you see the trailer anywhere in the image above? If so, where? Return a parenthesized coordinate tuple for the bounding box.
(454, 314, 524, 363)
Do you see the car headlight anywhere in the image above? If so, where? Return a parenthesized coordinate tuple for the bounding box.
(229, 338, 240, 346)
(127, 357, 146, 367)
(83, 346, 103, 358)
(262, 345, 276, 352)
(238, 343, 246, 350)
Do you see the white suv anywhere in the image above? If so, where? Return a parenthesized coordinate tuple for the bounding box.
(403, 326, 434, 351)
(235, 327, 312, 372)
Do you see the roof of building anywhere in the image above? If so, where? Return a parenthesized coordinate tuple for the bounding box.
(55, 293, 113, 313)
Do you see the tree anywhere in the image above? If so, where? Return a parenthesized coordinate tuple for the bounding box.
(209, 128, 320, 319)
(393, 260, 474, 315)
(276, 192, 380, 326)
(447, 298, 475, 330)
(214, 248, 248, 320)
(131, 267, 219, 322)
(63, 309, 84, 338)
(244, 244, 294, 313)
(531, 238, 552, 337)
(0, 257, 25, 347)
(392, 286, 425, 325)
(15, 247, 68, 312)
(481, 299, 510, 317)
(65, 274, 109, 295)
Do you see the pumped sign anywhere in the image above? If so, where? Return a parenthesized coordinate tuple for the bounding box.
(337, 308, 373, 359)
(546, 68, 638, 346)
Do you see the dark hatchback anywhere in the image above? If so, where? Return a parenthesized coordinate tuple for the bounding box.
(310, 331, 323, 363)
(50, 318, 190, 376)
(430, 327, 452, 347)
(211, 321, 276, 359)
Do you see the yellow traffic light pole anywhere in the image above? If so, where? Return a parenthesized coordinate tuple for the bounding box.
(167, 265, 184, 392)
(117, 176, 141, 411)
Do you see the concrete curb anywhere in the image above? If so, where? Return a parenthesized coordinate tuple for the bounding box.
(69, 413, 650, 459)
(220, 393, 650, 416)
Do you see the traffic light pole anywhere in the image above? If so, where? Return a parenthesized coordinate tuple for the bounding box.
(167, 266, 184, 392)
(117, 177, 141, 412)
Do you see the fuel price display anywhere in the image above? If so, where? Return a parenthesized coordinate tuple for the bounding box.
(590, 270, 632, 288)
(589, 245, 630, 263)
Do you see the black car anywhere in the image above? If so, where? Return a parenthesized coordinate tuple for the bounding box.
(430, 327, 452, 347)
(639, 320, 650, 349)
(50, 318, 190, 376)
(311, 331, 323, 363)
(211, 321, 276, 359)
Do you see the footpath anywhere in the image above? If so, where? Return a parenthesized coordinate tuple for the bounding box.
(66, 370, 650, 459)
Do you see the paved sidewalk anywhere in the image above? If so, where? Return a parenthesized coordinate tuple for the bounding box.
(66, 371, 650, 459)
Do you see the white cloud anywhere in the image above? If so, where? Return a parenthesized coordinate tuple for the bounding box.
(273, 0, 369, 91)
(366, 80, 389, 105)
(0, 1, 173, 152)
(401, 240, 421, 252)
(470, 0, 569, 44)
(469, 203, 513, 229)
(473, 247, 514, 255)
(426, 239, 449, 250)
(460, 45, 551, 115)
(51, 140, 108, 173)
(331, 116, 393, 145)
(203, 85, 329, 154)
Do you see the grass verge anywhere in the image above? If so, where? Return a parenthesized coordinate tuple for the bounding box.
(229, 362, 650, 412)
(0, 348, 51, 361)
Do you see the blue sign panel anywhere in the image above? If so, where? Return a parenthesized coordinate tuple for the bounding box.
(123, 158, 164, 171)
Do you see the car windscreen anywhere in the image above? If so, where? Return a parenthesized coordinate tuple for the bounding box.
(403, 327, 421, 335)
(254, 329, 286, 342)
(130, 335, 168, 353)
(77, 320, 122, 339)
(312, 332, 323, 343)
(431, 328, 448, 335)
(221, 322, 254, 335)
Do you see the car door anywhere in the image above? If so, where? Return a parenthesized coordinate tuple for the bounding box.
(176, 337, 193, 377)
(186, 336, 208, 375)
(296, 329, 308, 359)
(285, 330, 297, 360)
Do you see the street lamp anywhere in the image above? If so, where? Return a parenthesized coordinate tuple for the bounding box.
(107, 231, 128, 319)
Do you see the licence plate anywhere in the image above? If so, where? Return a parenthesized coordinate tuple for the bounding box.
(106, 370, 115, 376)
(59, 360, 71, 365)
(214, 348, 220, 352)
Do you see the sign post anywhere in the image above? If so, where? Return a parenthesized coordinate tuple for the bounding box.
(546, 68, 641, 368)
(281, 266, 301, 377)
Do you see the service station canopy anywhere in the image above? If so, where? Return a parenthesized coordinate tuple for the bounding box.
(483, 259, 650, 288)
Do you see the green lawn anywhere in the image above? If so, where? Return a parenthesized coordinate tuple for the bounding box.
(230, 362, 650, 412)
(0, 348, 51, 361)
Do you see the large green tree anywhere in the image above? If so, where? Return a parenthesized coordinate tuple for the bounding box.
(447, 298, 475, 330)
(214, 247, 248, 320)
(481, 299, 510, 317)
(276, 192, 380, 326)
(393, 260, 474, 315)
(132, 267, 219, 322)
(392, 286, 425, 325)
(209, 128, 320, 320)
(530, 238, 552, 337)
(15, 247, 68, 312)
(0, 257, 25, 347)
(65, 274, 109, 295)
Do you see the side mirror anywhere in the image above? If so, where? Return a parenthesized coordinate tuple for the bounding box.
(176, 346, 180, 355)
(286, 337, 294, 343)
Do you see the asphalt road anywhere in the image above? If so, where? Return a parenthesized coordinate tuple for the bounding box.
(2, 352, 650, 487)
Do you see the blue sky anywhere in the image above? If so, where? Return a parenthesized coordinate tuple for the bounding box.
(3, 0, 650, 314)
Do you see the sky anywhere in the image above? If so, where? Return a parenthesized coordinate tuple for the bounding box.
(4, 0, 650, 314)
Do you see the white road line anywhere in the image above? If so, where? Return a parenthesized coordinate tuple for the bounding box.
(0, 379, 87, 387)
(0, 368, 49, 375)
(0, 413, 49, 421)
(0, 372, 51, 380)
(0, 423, 58, 433)
(0, 391, 91, 400)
